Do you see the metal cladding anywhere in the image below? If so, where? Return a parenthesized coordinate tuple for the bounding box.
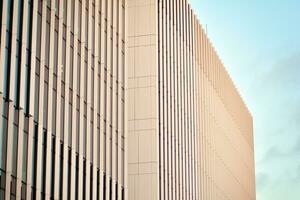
(128, 0, 255, 200)
(0, 0, 255, 199)
(0, 0, 126, 199)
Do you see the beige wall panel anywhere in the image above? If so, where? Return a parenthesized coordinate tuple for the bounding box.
(128, 1, 255, 199)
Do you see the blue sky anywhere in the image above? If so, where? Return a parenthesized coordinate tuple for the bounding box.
(189, 0, 300, 199)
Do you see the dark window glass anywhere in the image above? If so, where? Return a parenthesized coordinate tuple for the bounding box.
(43, 82, 49, 129)
(24, 0, 33, 114)
(41, 131, 47, 198)
(50, 136, 55, 199)
(103, 174, 106, 200)
(31, 123, 38, 198)
(96, 169, 100, 200)
(70, 47, 74, 88)
(63, 0, 67, 25)
(71, 0, 75, 33)
(14, 0, 24, 108)
(0, 117, 8, 170)
(21, 182, 26, 200)
(45, 18, 50, 67)
(55, 0, 59, 17)
(90, 164, 93, 199)
(10, 176, 17, 198)
(36, 11, 42, 60)
(62, 39, 66, 82)
(75, 154, 79, 200)
(52, 89, 57, 136)
(24, 52, 31, 115)
(109, 178, 112, 199)
(68, 104, 72, 147)
(67, 148, 71, 200)
(11, 126, 18, 176)
(115, 183, 118, 200)
(83, 159, 86, 198)
(76, 109, 79, 153)
(0, 0, 3, 42)
(54, 31, 58, 74)
(34, 74, 40, 122)
(60, 97, 65, 141)
(3, 0, 14, 100)
(21, 132, 28, 182)
(78, 1, 82, 39)
(0, 169, 7, 198)
(59, 142, 63, 199)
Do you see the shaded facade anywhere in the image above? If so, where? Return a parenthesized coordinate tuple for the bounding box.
(0, 0, 127, 199)
(128, 0, 255, 200)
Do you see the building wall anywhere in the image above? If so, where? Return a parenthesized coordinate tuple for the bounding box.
(128, 0, 256, 200)
(127, 0, 160, 199)
(157, 1, 199, 199)
(0, 0, 127, 199)
(0, 0, 255, 199)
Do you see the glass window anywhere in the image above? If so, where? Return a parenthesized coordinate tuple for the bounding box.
(0, 117, 8, 170)
(52, 89, 57, 136)
(54, 30, 58, 74)
(115, 183, 118, 200)
(67, 148, 71, 199)
(24, 53, 31, 115)
(109, 178, 112, 199)
(63, 0, 67, 25)
(60, 97, 65, 141)
(14, 0, 24, 108)
(21, 132, 28, 182)
(96, 170, 100, 199)
(31, 124, 38, 189)
(11, 126, 18, 176)
(68, 104, 72, 147)
(78, 1, 82, 39)
(41, 131, 47, 197)
(3, 41, 11, 99)
(50, 136, 55, 199)
(10, 176, 17, 198)
(75, 154, 79, 200)
(59, 142, 63, 199)
(70, 47, 74, 87)
(0, 0, 2, 42)
(45, 21, 50, 68)
(34, 74, 40, 122)
(36, 12, 42, 60)
(43, 82, 48, 129)
(21, 182, 26, 200)
(103, 174, 106, 200)
(90, 164, 93, 199)
(71, 0, 75, 33)
(83, 160, 86, 199)
(76, 110, 79, 153)
(55, 0, 59, 17)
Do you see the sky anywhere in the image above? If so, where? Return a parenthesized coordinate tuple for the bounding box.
(189, 0, 300, 199)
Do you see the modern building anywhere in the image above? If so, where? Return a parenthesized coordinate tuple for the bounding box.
(0, 0, 127, 199)
(128, 0, 255, 200)
(0, 0, 255, 200)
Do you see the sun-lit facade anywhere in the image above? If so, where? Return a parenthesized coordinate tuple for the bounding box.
(127, 0, 256, 200)
(1, 0, 255, 199)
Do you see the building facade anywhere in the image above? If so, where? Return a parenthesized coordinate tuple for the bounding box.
(0, 0, 255, 200)
(128, 0, 255, 200)
(0, 0, 127, 199)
